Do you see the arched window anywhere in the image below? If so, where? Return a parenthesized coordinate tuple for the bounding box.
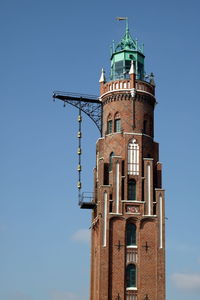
(128, 179, 136, 200)
(109, 152, 114, 171)
(114, 112, 121, 132)
(128, 139, 139, 175)
(126, 223, 136, 246)
(126, 264, 136, 288)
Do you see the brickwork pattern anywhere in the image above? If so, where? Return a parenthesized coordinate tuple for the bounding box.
(90, 76, 165, 300)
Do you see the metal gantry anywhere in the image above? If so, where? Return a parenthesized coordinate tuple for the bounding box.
(53, 91, 102, 134)
(53, 91, 101, 209)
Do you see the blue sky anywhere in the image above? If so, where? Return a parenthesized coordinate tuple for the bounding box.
(1, 0, 200, 299)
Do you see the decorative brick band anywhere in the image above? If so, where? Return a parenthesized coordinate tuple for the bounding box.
(102, 92, 156, 107)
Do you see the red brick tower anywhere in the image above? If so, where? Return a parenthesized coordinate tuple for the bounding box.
(90, 23, 166, 300)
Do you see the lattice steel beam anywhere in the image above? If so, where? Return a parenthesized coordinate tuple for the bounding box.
(53, 91, 102, 134)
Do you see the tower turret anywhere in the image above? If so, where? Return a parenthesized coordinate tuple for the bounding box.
(110, 19, 145, 80)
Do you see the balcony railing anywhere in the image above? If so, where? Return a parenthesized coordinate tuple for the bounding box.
(101, 79, 154, 96)
(79, 192, 96, 209)
(126, 292, 137, 300)
(126, 247, 138, 263)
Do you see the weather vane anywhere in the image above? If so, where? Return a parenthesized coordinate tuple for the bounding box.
(116, 16, 129, 31)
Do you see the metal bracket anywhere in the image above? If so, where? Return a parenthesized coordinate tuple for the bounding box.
(53, 91, 102, 134)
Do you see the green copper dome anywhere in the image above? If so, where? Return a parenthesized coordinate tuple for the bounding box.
(110, 21, 145, 81)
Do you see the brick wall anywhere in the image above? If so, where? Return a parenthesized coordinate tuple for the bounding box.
(90, 79, 165, 300)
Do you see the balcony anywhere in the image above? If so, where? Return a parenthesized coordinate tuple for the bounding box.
(79, 192, 96, 209)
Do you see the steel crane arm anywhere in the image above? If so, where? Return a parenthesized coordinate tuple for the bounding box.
(53, 91, 102, 134)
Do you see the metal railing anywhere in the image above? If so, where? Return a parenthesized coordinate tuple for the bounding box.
(81, 192, 94, 203)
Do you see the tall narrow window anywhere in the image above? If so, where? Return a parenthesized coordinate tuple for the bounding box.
(128, 139, 139, 175)
(114, 112, 121, 132)
(126, 264, 136, 288)
(121, 178, 125, 200)
(107, 120, 112, 134)
(103, 163, 109, 185)
(109, 152, 114, 171)
(122, 160, 125, 176)
(142, 179, 144, 202)
(126, 224, 136, 246)
(128, 179, 136, 200)
(109, 194, 113, 213)
(114, 119, 121, 132)
(107, 113, 112, 134)
(143, 120, 147, 134)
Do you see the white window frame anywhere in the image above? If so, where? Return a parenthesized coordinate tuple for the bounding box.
(128, 139, 139, 175)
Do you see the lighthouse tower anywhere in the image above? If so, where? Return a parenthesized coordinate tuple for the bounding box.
(90, 24, 166, 300)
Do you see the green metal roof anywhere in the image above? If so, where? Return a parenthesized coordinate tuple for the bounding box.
(112, 19, 144, 56)
(110, 19, 145, 81)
